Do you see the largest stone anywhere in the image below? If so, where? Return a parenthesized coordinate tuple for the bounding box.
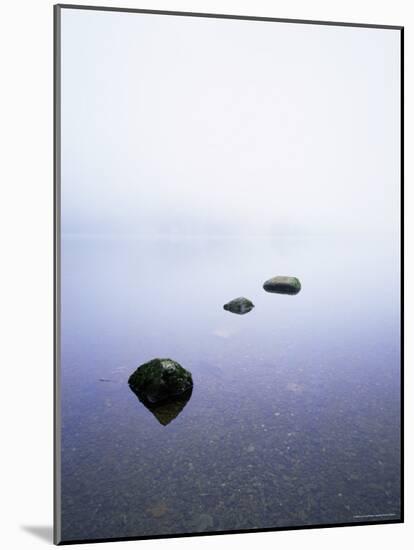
(263, 276, 301, 295)
(128, 358, 193, 404)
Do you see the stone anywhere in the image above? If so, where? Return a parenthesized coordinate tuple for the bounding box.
(146, 501, 168, 518)
(223, 296, 254, 314)
(188, 513, 214, 532)
(128, 358, 193, 404)
(263, 276, 301, 295)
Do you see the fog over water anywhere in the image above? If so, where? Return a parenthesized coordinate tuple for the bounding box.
(59, 8, 401, 542)
(61, 9, 400, 240)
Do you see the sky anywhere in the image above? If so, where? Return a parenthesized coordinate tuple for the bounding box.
(60, 8, 401, 239)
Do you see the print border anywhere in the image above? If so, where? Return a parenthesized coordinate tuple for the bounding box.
(53, 4, 404, 545)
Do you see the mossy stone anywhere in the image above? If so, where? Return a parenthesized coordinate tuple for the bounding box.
(128, 358, 193, 404)
(223, 297, 255, 315)
(263, 276, 301, 295)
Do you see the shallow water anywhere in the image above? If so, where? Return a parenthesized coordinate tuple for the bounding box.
(59, 236, 401, 541)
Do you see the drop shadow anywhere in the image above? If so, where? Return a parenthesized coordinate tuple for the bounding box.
(21, 525, 53, 543)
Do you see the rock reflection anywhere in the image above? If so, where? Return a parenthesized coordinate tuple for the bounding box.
(129, 386, 193, 426)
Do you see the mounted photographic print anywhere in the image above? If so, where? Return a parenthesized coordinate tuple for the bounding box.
(54, 4, 403, 545)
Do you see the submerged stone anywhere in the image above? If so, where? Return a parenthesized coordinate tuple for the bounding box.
(128, 358, 193, 404)
(223, 296, 255, 315)
(188, 513, 214, 532)
(263, 276, 301, 295)
(147, 501, 168, 518)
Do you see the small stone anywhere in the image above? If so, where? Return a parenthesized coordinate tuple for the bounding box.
(190, 513, 214, 531)
(223, 297, 254, 315)
(147, 501, 168, 518)
(263, 276, 301, 295)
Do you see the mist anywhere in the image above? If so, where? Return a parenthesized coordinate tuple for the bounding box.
(60, 9, 400, 240)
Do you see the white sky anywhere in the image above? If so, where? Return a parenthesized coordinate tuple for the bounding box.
(60, 8, 401, 238)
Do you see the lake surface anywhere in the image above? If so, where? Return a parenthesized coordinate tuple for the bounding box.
(59, 236, 401, 541)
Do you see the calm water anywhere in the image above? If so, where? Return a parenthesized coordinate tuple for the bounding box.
(60, 236, 401, 541)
